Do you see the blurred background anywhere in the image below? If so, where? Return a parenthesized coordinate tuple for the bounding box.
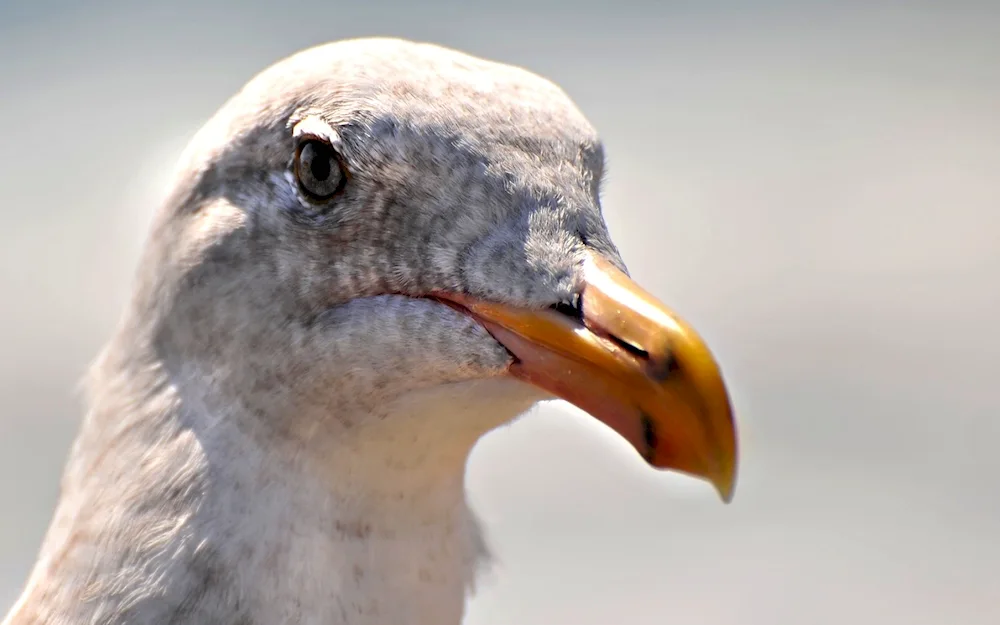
(1, 1, 997, 623)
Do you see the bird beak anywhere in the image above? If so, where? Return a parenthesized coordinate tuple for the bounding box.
(448, 252, 738, 502)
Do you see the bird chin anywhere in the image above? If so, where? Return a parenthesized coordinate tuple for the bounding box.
(331, 376, 552, 490)
(381, 375, 553, 435)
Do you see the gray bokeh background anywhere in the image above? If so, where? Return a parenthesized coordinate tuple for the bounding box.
(1, 2, 997, 623)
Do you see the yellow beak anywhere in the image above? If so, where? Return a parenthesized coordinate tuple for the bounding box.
(449, 252, 738, 502)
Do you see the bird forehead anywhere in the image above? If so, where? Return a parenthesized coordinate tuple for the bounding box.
(227, 39, 598, 155)
(295, 41, 599, 155)
(172, 38, 604, 213)
(303, 40, 588, 118)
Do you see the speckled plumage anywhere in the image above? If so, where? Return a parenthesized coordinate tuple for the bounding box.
(5, 38, 628, 625)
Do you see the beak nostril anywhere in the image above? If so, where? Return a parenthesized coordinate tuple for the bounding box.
(551, 292, 657, 363)
(607, 333, 650, 361)
(549, 287, 674, 378)
(550, 292, 584, 321)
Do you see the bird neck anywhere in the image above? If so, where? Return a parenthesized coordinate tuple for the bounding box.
(9, 344, 539, 625)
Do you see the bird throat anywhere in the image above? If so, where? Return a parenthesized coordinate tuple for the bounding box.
(227, 378, 541, 624)
(180, 378, 527, 624)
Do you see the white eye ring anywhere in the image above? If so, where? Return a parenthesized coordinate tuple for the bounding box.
(292, 115, 343, 147)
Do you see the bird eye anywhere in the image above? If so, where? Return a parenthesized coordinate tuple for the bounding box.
(294, 139, 347, 201)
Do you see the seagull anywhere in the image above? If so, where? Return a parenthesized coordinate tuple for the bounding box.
(4, 38, 738, 625)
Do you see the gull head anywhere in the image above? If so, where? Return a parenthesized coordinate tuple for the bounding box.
(129, 37, 737, 499)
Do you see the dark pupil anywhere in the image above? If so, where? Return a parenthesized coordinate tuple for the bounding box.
(309, 149, 332, 181)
